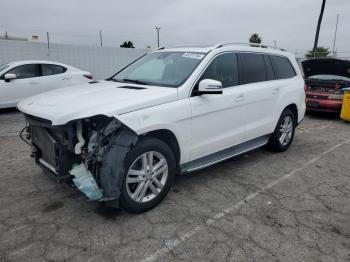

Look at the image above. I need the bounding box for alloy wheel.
[279,115,293,146]
[126,151,168,203]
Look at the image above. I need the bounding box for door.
[0,64,40,107]
[189,53,247,160]
[237,53,277,141]
[39,64,69,91]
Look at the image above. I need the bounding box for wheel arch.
[142,129,181,170]
[285,103,298,125]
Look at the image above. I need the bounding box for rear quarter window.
[41,64,67,76]
[269,56,296,79]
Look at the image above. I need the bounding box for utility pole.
[46,32,50,56]
[273,40,277,47]
[156,27,161,48]
[332,14,339,56]
[313,0,327,56]
[99,29,103,47]
[46,32,50,49]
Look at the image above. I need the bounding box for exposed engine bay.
[305,79,348,94]
[24,114,138,205]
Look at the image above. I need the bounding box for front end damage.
[23,114,138,205]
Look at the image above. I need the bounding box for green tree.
[120,41,135,48]
[305,47,330,58]
[249,33,262,44]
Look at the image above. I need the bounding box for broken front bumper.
[27,115,81,183]
[24,114,138,202]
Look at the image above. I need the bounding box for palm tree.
[249,33,262,44]
[313,0,327,56]
[305,47,330,58]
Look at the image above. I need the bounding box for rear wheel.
[119,137,176,213]
[267,109,296,152]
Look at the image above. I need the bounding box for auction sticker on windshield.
[182,53,205,59]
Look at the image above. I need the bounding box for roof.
[9,60,71,67]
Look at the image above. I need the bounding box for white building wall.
[0,40,147,79]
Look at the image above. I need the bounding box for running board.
[180,135,270,174]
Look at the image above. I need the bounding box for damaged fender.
[98,127,138,200]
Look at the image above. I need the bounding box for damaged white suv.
[18,43,305,213]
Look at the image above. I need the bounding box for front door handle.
[30,81,38,84]
[235,94,245,102]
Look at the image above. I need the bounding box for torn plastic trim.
[71,116,138,202]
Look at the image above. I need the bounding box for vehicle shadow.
[306,111,340,120]
[0,107,18,114]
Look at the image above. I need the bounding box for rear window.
[269,56,296,79]
[41,64,67,76]
[238,53,267,84]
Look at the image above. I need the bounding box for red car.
[302,58,350,113]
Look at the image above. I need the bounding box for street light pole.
[99,29,103,47]
[332,14,339,56]
[156,27,161,48]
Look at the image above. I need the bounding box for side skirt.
[180,134,271,174]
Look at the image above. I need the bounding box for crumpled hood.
[302,58,350,79]
[18,81,178,125]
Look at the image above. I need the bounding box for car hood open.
[18,81,178,125]
[302,58,350,79]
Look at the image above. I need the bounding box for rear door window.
[6,64,39,79]
[269,56,296,79]
[41,64,67,76]
[238,53,267,84]
[199,53,239,88]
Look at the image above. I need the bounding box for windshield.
[308,74,350,82]
[111,52,205,87]
[0,63,10,73]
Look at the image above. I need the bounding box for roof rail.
[212,42,286,52]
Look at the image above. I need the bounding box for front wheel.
[267,109,296,152]
[119,137,176,213]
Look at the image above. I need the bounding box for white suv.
[18,43,306,213]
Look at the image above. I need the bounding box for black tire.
[119,137,176,213]
[267,108,296,152]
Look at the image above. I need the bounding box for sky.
[0,0,349,55]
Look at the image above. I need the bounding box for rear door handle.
[235,94,245,102]
[30,81,38,84]
[273,87,280,94]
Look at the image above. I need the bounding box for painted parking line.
[140,138,350,262]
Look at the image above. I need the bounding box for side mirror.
[4,73,16,82]
[196,79,223,95]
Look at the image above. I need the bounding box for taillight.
[304,84,308,91]
[83,74,93,80]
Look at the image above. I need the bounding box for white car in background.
[0,61,93,109]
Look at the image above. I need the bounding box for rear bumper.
[306,98,342,113]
